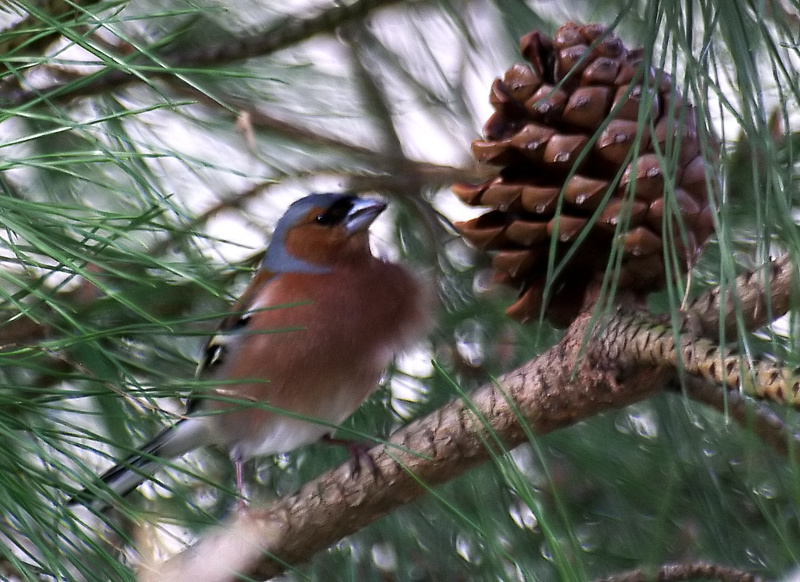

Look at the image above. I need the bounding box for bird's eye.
[314,197,355,227]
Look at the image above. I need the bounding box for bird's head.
[262,193,387,274]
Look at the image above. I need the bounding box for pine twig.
[682,253,797,340]
[167,82,494,184]
[681,378,800,464]
[676,251,800,457]
[605,309,800,408]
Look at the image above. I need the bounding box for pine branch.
[595,561,765,582]
[135,314,668,579]
[144,253,800,579]
[0,0,423,108]
[0,0,103,66]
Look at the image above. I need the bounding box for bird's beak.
[344,198,387,235]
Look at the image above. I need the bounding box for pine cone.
[454,22,716,327]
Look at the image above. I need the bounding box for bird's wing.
[189,268,276,413]
[196,268,276,376]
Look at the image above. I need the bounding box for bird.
[76,193,431,509]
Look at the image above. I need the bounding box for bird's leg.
[321,434,380,479]
[233,453,248,510]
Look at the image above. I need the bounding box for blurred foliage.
[0,0,798,580]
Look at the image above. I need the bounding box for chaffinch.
[79,193,431,508]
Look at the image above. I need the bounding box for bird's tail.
[71,417,211,511]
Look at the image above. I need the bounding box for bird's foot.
[322,435,381,480]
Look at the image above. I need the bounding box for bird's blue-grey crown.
[261,193,385,274]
